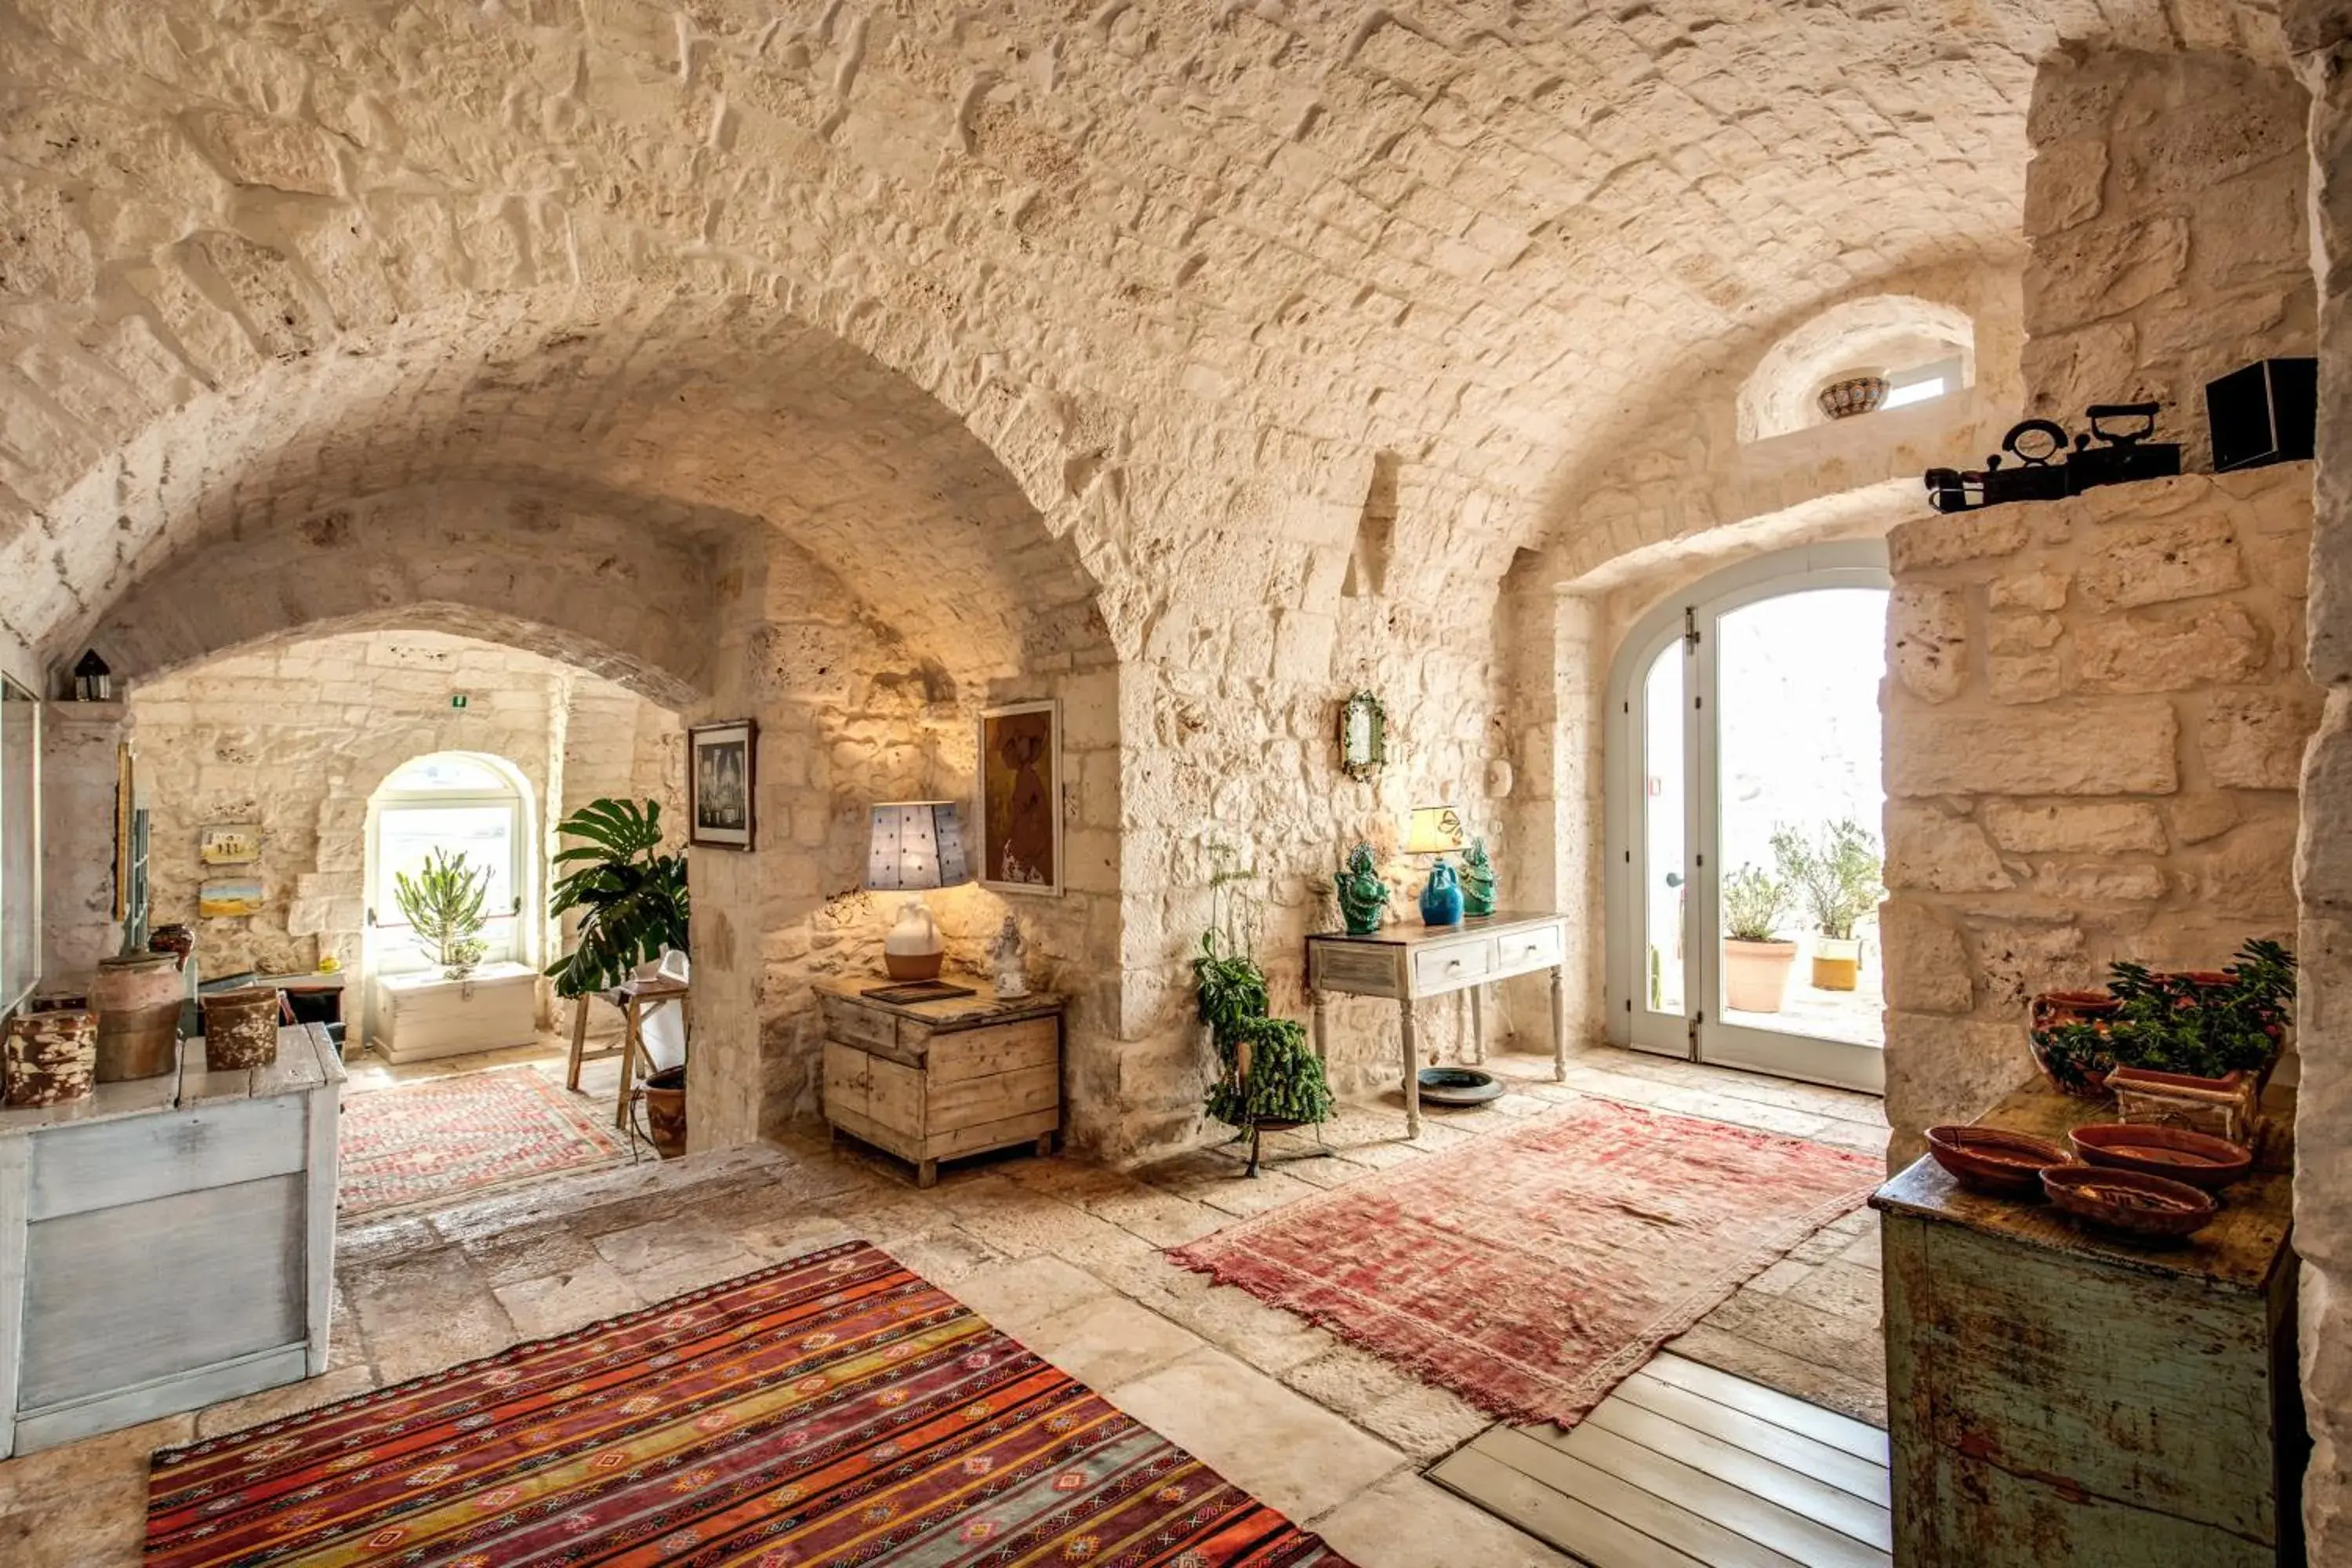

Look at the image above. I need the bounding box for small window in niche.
[1882,356,1963,412]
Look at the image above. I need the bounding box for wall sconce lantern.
[71,649,112,702]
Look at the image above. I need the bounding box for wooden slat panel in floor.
[1432,1363,1893,1568]
[1642,1354,1889,1465]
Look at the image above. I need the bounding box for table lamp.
[1405,804,1468,926]
[866,802,971,980]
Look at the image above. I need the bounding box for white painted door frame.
[1603,541,1891,1094]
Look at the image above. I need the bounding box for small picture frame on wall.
[688,719,757,850]
[199,823,261,866]
[976,699,1062,896]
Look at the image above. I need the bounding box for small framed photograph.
[688,720,757,850]
[199,822,261,866]
[976,700,1062,896]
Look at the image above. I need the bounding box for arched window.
[367,752,529,972]
[1737,295,1976,441]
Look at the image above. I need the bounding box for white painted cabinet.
[372,961,539,1062]
[0,1023,342,1455]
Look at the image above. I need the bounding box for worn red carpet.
[338,1066,630,1218]
[1170,1096,1881,1428]
[146,1241,1352,1567]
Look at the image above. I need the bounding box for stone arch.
[1736,294,1980,443]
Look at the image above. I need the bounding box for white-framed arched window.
[366,752,531,974]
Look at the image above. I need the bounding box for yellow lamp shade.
[1404,804,1467,855]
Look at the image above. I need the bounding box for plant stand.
[1229,1116,1334,1179]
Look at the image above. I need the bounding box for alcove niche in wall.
[1737,295,1976,442]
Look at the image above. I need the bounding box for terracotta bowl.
[2069,1123,2253,1190]
[2041,1165,2218,1241]
[1926,1125,2071,1197]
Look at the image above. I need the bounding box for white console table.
[0,1023,341,1454]
[1305,911,1570,1137]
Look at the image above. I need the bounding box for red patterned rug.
[338,1067,630,1218]
[147,1241,1351,1567]
[1170,1096,1881,1428]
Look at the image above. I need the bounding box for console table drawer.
[1492,923,1564,977]
[1414,938,1496,993]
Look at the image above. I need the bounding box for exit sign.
[449,693,469,710]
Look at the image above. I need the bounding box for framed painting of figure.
[976,700,1062,895]
[688,719,757,850]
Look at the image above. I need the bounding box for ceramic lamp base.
[1419,858,1464,926]
[884,949,943,981]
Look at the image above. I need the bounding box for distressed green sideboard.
[1872,1079,2304,1566]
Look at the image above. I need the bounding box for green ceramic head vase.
[1334,842,1389,935]
[1461,837,1497,917]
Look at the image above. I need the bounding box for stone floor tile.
[1666,1323,1888,1428]
[1105,1349,1407,1523]
[1311,1468,1578,1567]
[1742,1255,1818,1295]
[1780,1259,1884,1323]
[1280,1343,1419,1421]
[949,1253,1116,1335]
[493,1258,648,1338]
[877,1226,1004,1288]
[1077,1183,1227,1246]
[1701,1284,1889,1384]
[194,1364,379,1439]
[1356,1379,1493,1463]
[0,1474,148,1568]
[1022,1293,1207,1388]
[343,1245,514,1383]
[459,1219,605,1287]
[590,1216,752,1279]
[0,1413,192,1504]
[1141,1271,1336,1374]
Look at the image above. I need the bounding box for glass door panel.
[1701,586,1887,1090]
[1631,641,1689,1052]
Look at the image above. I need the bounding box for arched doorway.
[1605,543,1890,1092]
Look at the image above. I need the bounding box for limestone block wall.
[2021,47,2314,458]
[1880,465,2315,1163]
[123,630,672,991]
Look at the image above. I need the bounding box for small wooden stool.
[565,979,690,1128]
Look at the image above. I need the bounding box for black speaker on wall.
[2207,357,2318,473]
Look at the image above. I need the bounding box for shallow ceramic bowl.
[2041,1165,2218,1241]
[1417,1067,1504,1107]
[2069,1123,2253,1190]
[1926,1125,2071,1197]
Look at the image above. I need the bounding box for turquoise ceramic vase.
[1420,859,1463,926]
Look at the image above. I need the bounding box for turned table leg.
[1550,964,1567,1083]
[1471,985,1486,1065]
[566,994,591,1091]
[1400,998,1421,1139]
[1311,988,1329,1063]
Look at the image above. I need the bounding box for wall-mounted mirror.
[1338,690,1387,783]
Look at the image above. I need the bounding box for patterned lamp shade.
[1403,804,1468,855]
[866,803,971,892]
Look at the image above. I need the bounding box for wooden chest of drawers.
[815,979,1064,1187]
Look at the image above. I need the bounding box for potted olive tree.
[1770,819,1884,993]
[1721,864,1797,1014]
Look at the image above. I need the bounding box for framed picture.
[199,822,261,866]
[198,877,264,918]
[976,700,1062,896]
[688,719,757,850]
[1338,690,1387,782]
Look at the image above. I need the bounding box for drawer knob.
[1524,944,1541,955]
[1447,960,1464,972]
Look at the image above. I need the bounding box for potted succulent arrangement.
[1720,865,1798,1014]
[394,848,490,979]
[1770,818,1884,993]
[2030,940,2295,1132]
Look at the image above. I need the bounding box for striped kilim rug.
[1171,1095,1882,1429]
[145,1241,1353,1567]
[338,1066,630,1218]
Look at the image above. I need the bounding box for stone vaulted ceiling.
[0,0,2285,673]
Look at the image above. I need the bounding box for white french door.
[1608,543,1890,1094]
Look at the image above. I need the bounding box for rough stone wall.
[2281,5,2352,1552]
[123,630,661,988]
[1879,466,2315,1163]
[2020,47,2314,459]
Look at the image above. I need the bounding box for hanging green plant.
[546,798,691,998]
[394,847,490,978]
[1195,928,1334,1129]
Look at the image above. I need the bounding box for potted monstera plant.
[1771,818,1884,993]
[1721,864,1797,1014]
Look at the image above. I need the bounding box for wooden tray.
[1926,1124,2070,1196]
[2069,1123,2252,1190]
[2041,1165,2218,1241]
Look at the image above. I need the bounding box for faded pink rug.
[1168,1097,1880,1428]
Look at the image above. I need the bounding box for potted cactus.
[1720,865,1797,1014]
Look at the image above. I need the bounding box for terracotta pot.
[1810,936,1862,992]
[5,1011,97,1107]
[201,987,282,1070]
[91,952,186,1082]
[642,1065,687,1160]
[1722,938,1798,1013]
[2027,989,2122,1098]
